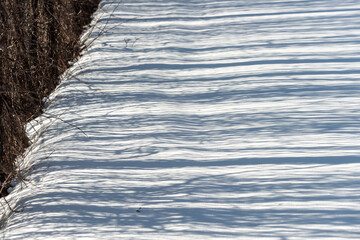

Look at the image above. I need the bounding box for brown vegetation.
[0,0,100,196]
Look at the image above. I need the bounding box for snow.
[2,0,360,239]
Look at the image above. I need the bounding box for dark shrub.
[0,0,100,196]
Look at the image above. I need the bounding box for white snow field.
[2,0,360,239]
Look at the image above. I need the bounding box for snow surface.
[2,0,360,239]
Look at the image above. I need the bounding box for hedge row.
[0,0,100,196]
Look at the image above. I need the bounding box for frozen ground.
[2,0,360,239]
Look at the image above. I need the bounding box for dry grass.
[0,0,100,197]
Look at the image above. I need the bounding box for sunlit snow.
[2,0,360,239]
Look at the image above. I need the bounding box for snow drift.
[2,0,360,239]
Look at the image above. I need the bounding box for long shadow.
[78,58,360,72]
[13,157,360,239]
[99,7,360,23]
[36,155,360,171]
